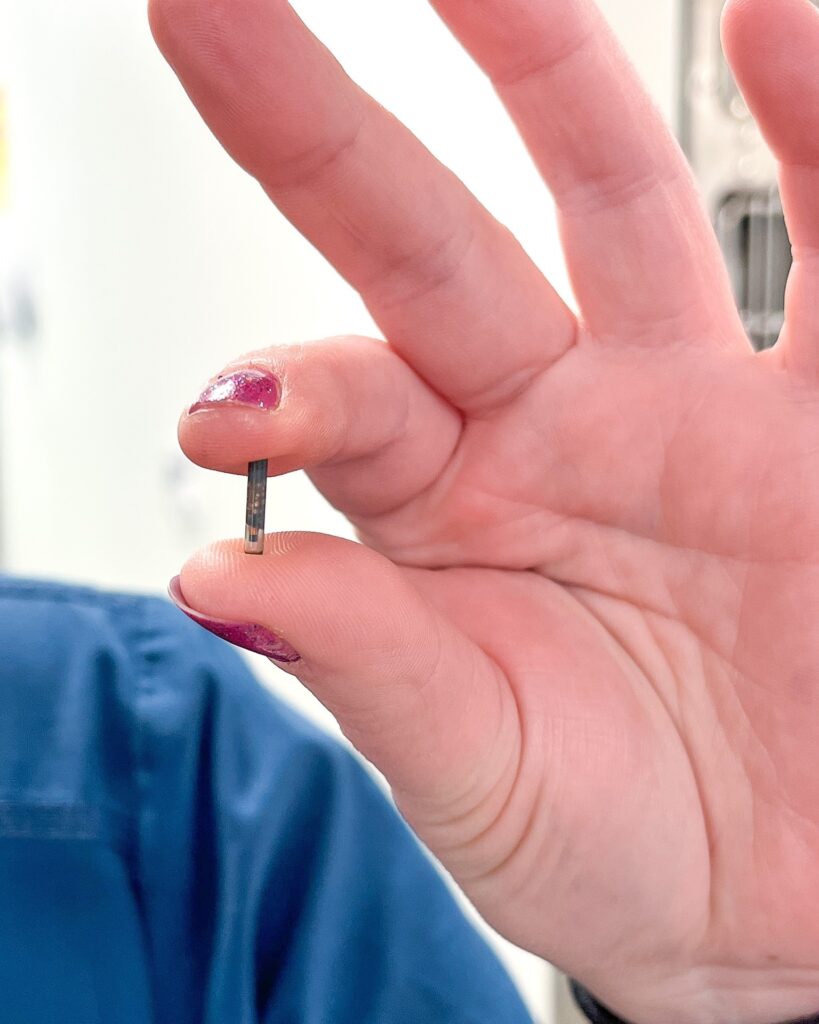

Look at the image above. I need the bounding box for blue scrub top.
[0,575,533,1024]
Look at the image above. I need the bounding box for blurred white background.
[0,1,680,1019]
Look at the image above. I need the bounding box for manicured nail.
[167,575,301,663]
[188,368,281,415]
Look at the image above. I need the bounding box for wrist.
[570,980,819,1024]
[570,980,629,1024]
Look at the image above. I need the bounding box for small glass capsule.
[244,459,268,555]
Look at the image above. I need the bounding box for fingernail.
[167,575,301,663]
[188,368,281,415]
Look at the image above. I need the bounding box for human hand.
[151,1,819,1021]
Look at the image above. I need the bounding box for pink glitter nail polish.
[188,368,281,415]
[167,576,301,664]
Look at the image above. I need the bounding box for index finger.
[149,0,576,415]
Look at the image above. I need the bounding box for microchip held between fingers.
[244,460,268,555]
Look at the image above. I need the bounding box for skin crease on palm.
[146,0,819,1020]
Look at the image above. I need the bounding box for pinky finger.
[723,0,819,379]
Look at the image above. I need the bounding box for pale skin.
[148,0,819,1021]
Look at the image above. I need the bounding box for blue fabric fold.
[0,575,532,1024]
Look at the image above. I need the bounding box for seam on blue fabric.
[112,596,155,899]
[0,797,137,845]
[0,577,146,853]
[105,593,162,1021]
[0,801,102,840]
[0,574,149,610]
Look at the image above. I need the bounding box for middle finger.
[432,0,746,347]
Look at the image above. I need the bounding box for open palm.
[152,0,819,1020]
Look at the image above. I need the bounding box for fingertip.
[721,0,795,64]
[148,0,228,54]
[719,1,741,64]
[176,535,300,644]
[720,0,760,49]
[186,367,282,417]
[147,0,199,59]
[168,562,304,665]
[146,0,165,46]
[721,0,819,164]
[178,533,332,614]
[148,0,289,90]
[178,537,247,600]
[723,0,819,62]
[175,362,292,474]
[175,530,431,672]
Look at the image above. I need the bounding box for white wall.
[0,2,679,1019]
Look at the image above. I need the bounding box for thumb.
[168,533,518,816]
